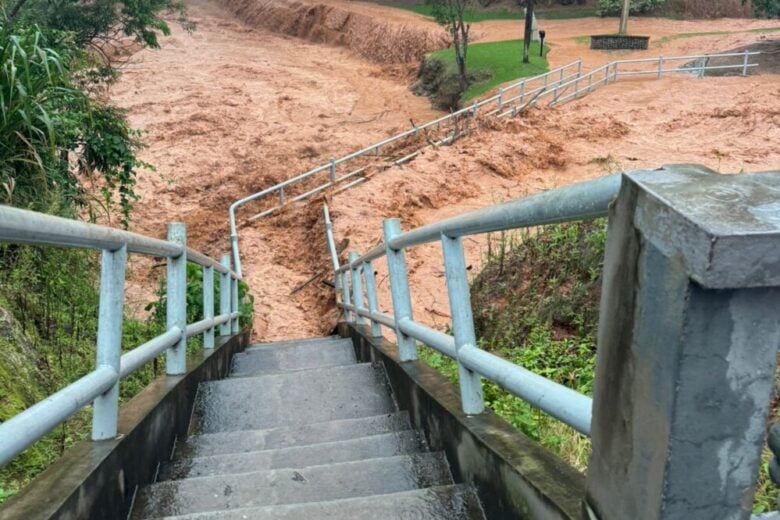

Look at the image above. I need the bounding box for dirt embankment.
[220,0,446,64]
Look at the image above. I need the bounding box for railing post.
[363,260,382,337]
[203,264,214,349]
[383,218,417,361]
[604,64,610,85]
[585,165,780,520]
[231,274,239,334]
[657,55,663,78]
[519,81,526,106]
[219,254,231,336]
[441,234,484,415]
[349,252,365,325]
[91,245,127,440]
[613,62,619,80]
[341,271,353,322]
[497,88,504,110]
[742,49,749,76]
[166,223,187,375]
[576,59,583,78]
[278,187,285,207]
[329,158,336,183]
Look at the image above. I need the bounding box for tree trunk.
[619,0,630,34]
[523,0,534,64]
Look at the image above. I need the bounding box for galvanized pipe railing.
[0,205,244,467]
[229,60,583,277]
[231,51,758,279]
[325,174,623,436]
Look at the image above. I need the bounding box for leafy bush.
[753,0,780,16]
[597,0,666,15]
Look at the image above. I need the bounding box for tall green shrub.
[598,0,666,15]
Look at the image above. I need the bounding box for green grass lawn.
[392,3,598,22]
[430,39,549,99]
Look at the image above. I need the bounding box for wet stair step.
[159,430,425,481]
[190,363,394,434]
[173,412,412,461]
[144,484,485,519]
[131,453,453,518]
[230,338,355,377]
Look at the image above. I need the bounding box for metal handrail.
[229,60,584,277]
[232,50,758,279]
[326,175,624,436]
[0,206,244,467]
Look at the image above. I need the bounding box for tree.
[751,0,780,17]
[0,22,148,222]
[522,0,534,64]
[426,0,471,92]
[9,0,190,67]
[618,0,630,33]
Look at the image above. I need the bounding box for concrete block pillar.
[586,165,780,520]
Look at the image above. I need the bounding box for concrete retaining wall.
[341,323,585,519]
[0,332,250,520]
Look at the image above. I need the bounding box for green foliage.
[597,0,666,15]
[394,2,597,20]
[145,263,254,331]
[752,0,780,17]
[11,0,188,51]
[0,23,148,222]
[425,38,548,102]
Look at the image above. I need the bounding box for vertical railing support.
[383,218,417,361]
[441,234,484,415]
[231,274,239,334]
[329,158,336,183]
[497,88,504,111]
[91,245,127,440]
[657,55,663,78]
[341,271,353,322]
[349,252,365,325]
[586,165,780,520]
[203,264,214,349]
[742,49,750,76]
[519,81,526,106]
[219,255,231,336]
[166,223,187,375]
[363,260,382,337]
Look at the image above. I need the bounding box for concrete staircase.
[130,336,486,519]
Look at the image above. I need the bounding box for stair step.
[191,363,394,434]
[245,336,343,352]
[146,484,485,519]
[160,430,425,481]
[230,339,355,377]
[174,412,411,460]
[132,453,453,519]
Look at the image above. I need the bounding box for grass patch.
[429,39,548,99]
[536,5,599,19]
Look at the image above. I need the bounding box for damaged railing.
[229,60,584,277]
[0,206,242,467]
[323,175,623,436]
[231,51,759,279]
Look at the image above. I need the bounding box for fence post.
[657,55,663,79]
[363,260,382,337]
[91,245,127,440]
[383,218,417,361]
[519,81,526,106]
[576,59,583,78]
[742,49,750,76]
[219,255,231,336]
[278,187,285,207]
[349,252,365,325]
[613,62,619,80]
[441,234,484,415]
[166,223,187,375]
[604,65,610,85]
[203,264,214,349]
[585,165,780,520]
[497,88,504,110]
[231,274,239,334]
[329,158,336,183]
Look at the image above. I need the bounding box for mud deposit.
[114,0,780,340]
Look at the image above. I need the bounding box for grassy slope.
[430,39,549,99]
[418,220,778,512]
